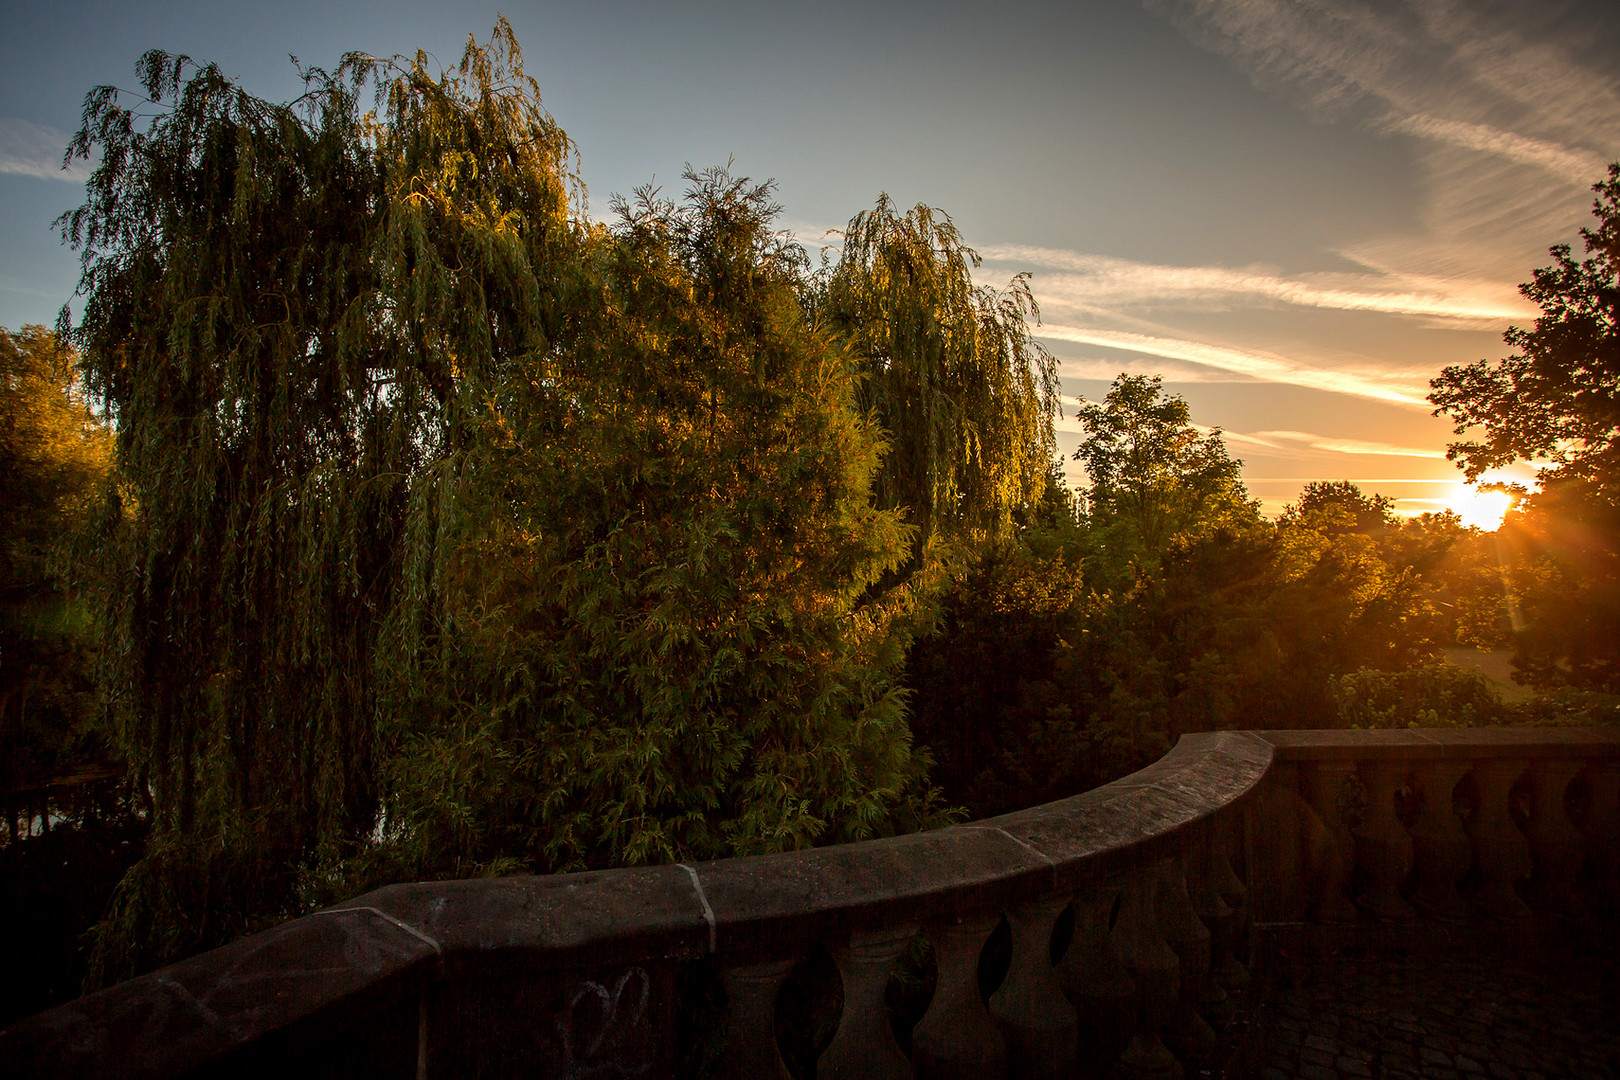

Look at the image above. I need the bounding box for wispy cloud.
[1376,112,1609,187]
[1149,0,1620,280]
[0,119,92,182]
[1150,0,1619,174]
[1250,430,1447,459]
[979,243,1531,324]
[1041,324,1430,407]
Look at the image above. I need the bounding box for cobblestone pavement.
[1248,920,1620,1080]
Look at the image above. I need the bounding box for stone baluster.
[1585,761,1620,912]
[820,924,918,1080]
[988,893,1079,1080]
[1301,760,1359,924]
[1408,759,1475,921]
[912,915,1007,1080]
[1522,758,1587,916]
[1468,759,1533,921]
[1209,816,1250,989]
[1354,758,1416,921]
[1056,880,1135,1071]
[1155,856,1217,1064]
[1251,762,1305,921]
[715,958,796,1080]
[1111,869,1179,1080]
[1186,832,1235,1020]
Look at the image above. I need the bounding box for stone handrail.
[2,726,1616,1079]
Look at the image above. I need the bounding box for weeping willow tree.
[62,22,939,981]
[821,197,1060,548]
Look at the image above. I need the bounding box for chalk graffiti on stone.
[557,966,653,1079]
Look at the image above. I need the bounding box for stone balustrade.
[2,727,1615,1079]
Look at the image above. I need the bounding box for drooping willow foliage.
[64,43,416,977]
[822,197,1060,547]
[62,23,974,981]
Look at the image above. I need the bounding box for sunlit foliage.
[905,463,1474,816]
[1073,374,1257,582]
[0,326,113,791]
[821,197,1059,548]
[359,169,941,890]
[1431,163,1620,501]
[1431,162,1620,692]
[59,22,942,982]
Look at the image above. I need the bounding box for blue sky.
[3,0,1617,517]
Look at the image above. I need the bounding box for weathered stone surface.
[989,731,1273,888]
[820,924,918,1080]
[1253,728,1446,760]
[1409,759,1475,922]
[1419,726,1620,760]
[913,916,1007,1080]
[988,893,1078,1079]
[352,864,712,977]
[0,907,438,1080]
[714,958,795,1080]
[1355,759,1417,921]
[692,825,1048,954]
[1469,759,1534,921]
[1254,727,1620,762]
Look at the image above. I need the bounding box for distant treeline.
[1,20,1615,994]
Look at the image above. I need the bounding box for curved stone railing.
[2,727,1616,1079]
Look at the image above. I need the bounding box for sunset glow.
[1454,487,1513,532]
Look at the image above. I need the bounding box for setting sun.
[1454,486,1513,531]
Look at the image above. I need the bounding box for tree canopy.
[1072,373,1258,576]
[58,23,945,981]
[0,326,113,792]
[1430,163,1620,502]
[821,196,1059,548]
[1430,162,1620,693]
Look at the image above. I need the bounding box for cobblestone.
[1246,918,1619,1080]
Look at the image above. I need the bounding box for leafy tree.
[61,33,555,977]
[1430,162,1620,692]
[359,170,940,888]
[821,197,1059,548]
[1073,373,1258,584]
[60,24,940,981]
[1430,163,1620,500]
[1283,480,1396,535]
[1491,484,1620,690]
[0,325,113,791]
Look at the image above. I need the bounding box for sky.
[3,0,1617,519]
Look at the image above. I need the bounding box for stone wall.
[2,727,1614,1079]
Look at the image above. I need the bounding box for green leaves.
[58,22,957,978]
[1072,374,1257,581]
[823,196,1059,547]
[1430,162,1620,498]
[1428,161,1620,694]
[377,165,938,876]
